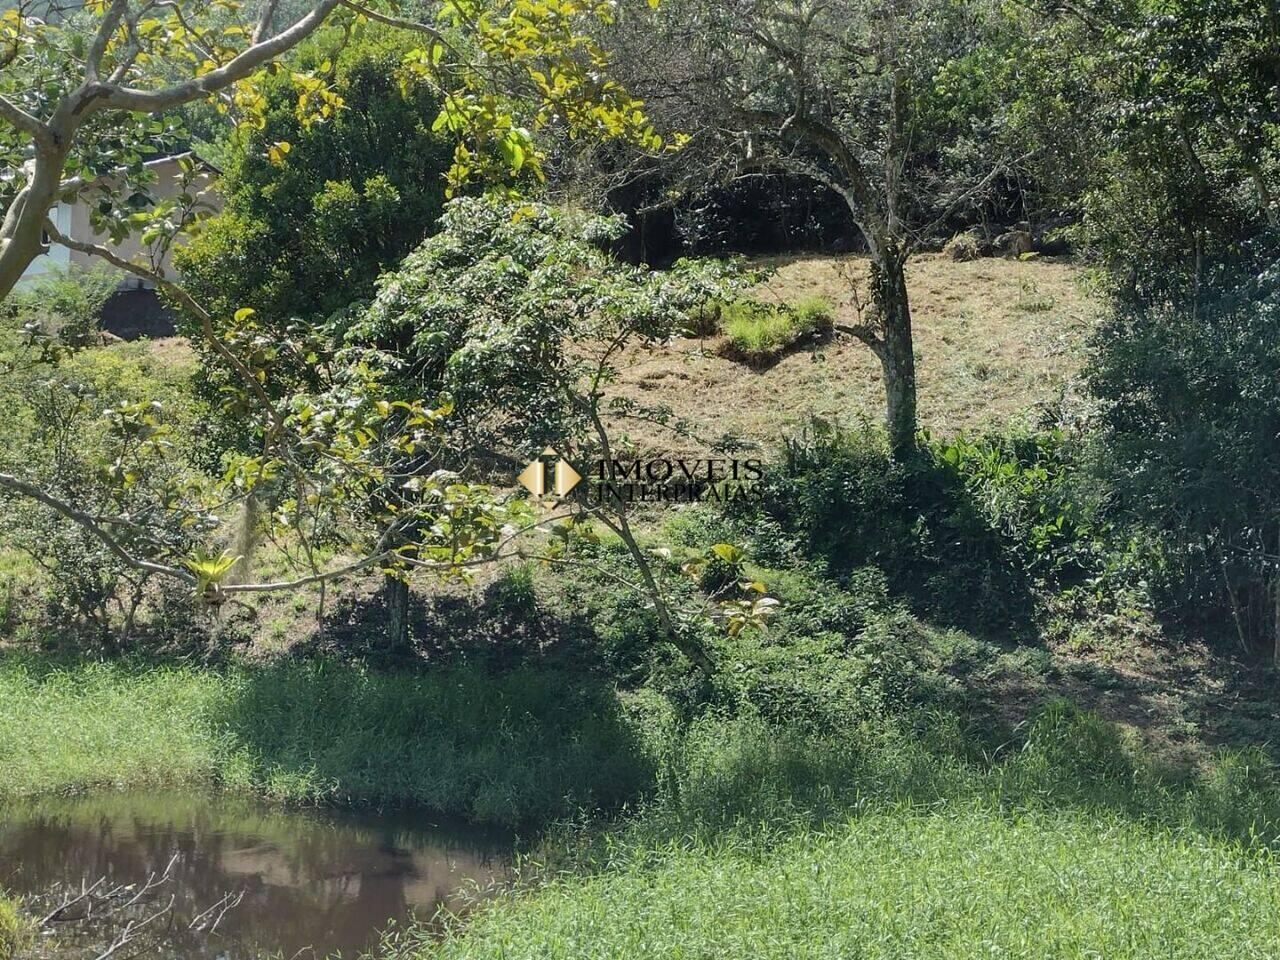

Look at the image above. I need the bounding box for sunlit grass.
[404,808,1280,960]
[0,891,32,960]
[388,710,1280,960]
[0,657,223,795]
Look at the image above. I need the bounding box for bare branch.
[40,878,108,926]
[189,889,245,933]
[907,149,1037,253]
[220,549,394,594]
[253,0,283,43]
[86,0,130,82]
[339,0,445,42]
[92,896,176,960]
[0,471,195,584]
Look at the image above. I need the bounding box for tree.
[1003,0,1280,306]
[175,28,454,347]
[1085,265,1280,661]
[0,0,671,610]
[602,0,1025,455]
[1103,0,1280,305]
[0,0,662,298]
[0,0,348,299]
[344,196,749,667]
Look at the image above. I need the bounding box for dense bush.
[0,265,118,348]
[0,326,210,641]
[1084,270,1280,652]
[725,422,1098,636]
[175,28,453,375]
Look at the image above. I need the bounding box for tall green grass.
[648,705,1280,846]
[6,651,1280,841]
[10,653,1280,959]
[0,655,652,824]
[385,706,1280,960]
[401,809,1280,960]
[0,657,224,794]
[0,893,31,960]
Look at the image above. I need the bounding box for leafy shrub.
[0,341,210,642]
[658,509,960,728]
[0,264,117,347]
[544,538,687,684]
[729,421,1054,635]
[486,562,540,620]
[1084,275,1280,649]
[174,27,453,386]
[717,296,833,364]
[932,430,1096,584]
[709,604,958,734]
[24,517,138,641]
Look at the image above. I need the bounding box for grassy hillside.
[610,253,1099,457]
[128,253,1098,459]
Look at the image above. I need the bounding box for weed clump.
[717,296,833,366]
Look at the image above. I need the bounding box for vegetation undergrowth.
[391,806,1280,960]
[371,703,1280,960]
[8,645,1280,841]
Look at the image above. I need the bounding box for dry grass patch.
[609,253,1100,458]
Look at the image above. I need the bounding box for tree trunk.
[869,249,918,458]
[0,148,67,301]
[384,574,409,649]
[231,492,259,585]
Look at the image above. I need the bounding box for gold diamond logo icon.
[518,448,582,498]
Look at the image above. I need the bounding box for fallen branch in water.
[33,853,246,959]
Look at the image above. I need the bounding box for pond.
[0,790,514,958]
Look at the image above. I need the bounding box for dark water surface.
[0,790,513,958]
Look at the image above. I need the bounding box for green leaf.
[710,542,745,565]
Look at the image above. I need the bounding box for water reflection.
[0,790,512,958]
